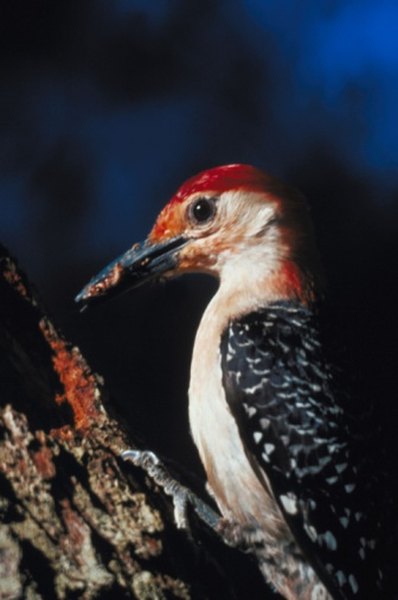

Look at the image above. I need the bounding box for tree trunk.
[0,244,270,600]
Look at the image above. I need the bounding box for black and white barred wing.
[220,303,384,599]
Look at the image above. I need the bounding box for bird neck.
[215,259,318,326]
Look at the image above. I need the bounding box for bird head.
[76,164,323,310]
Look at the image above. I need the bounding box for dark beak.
[75,235,187,311]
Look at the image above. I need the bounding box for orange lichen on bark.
[50,424,75,442]
[40,318,104,430]
[31,445,56,479]
[60,498,87,549]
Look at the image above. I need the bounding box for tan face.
[149,189,281,276]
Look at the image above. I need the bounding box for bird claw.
[216,517,246,548]
[121,449,220,531]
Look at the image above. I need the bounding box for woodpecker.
[76,164,391,599]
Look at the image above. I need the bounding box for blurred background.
[1,1,397,481]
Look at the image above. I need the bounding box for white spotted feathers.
[221,300,386,598]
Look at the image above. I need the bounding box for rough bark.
[0,245,269,600]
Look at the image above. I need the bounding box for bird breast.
[188,293,284,536]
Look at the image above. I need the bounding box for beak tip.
[74,260,123,309]
[74,287,91,312]
[74,290,85,304]
[75,278,104,310]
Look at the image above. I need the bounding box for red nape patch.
[282,262,303,296]
[170,164,272,205]
[277,261,315,305]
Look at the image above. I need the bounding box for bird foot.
[121,449,220,531]
[216,517,246,548]
[216,518,263,553]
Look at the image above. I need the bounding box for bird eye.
[189,197,217,225]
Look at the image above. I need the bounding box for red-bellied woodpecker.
[76,164,391,599]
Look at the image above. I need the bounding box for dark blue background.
[1,1,397,473]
